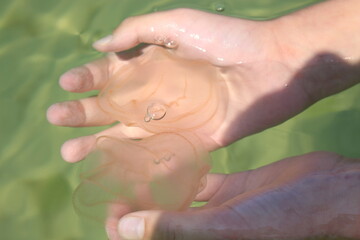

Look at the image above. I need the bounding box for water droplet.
[164,38,178,49]
[144,103,167,123]
[154,36,164,45]
[212,2,225,12]
[153,158,161,164]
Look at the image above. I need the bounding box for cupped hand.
[105,151,360,240]
[47,8,358,162]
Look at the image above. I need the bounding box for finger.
[61,135,97,163]
[106,204,133,240]
[200,171,252,209]
[61,124,153,163]
[59,57,111,93]
[113,207,243,240]
[47,97,115,127]
[106,216,124,240]
[201,152,344,209]
[194,173,227,202]
[93,10,184,52]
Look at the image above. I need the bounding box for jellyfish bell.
[73,132,211,222]
[98,46,228,134]
[73,46,228,222]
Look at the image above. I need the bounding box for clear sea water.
[1,0,359,239]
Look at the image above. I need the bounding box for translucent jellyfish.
[98,46,228,134]
[74,46,228,221]
[73,132,211,222]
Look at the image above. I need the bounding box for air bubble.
[144,115,152,122]
[153,153,174,165]
[144,102,167,123]
[162,153,173,162]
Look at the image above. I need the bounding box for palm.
[104,152,360,240]
[96,9,315,149]
[186,152,360,239]
[202,152,342,207]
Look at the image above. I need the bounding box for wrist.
[273,0,360,68]
[269,0,360,101]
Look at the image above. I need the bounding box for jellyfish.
[73,46,228,222]
[73,132,211,221]
[97,46,228,134]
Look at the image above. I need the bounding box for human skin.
[46,0,360,239]
[47,0,360,162]
[112,151,360,240]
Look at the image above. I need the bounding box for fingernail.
[93,35,113,48]
[118,216,145,240]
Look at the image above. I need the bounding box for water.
[212,2,225,12]
[0,0,359,239]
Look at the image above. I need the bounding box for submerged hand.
[105,151,360,240]
[47,8,360,162]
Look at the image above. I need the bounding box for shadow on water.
[234,52,358,138]
[152,53,360,239]
[225,52,360,159]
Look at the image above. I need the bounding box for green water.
[1,0,359,239]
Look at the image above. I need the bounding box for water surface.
[1,0,359,239]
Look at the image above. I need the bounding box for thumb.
[92,10,183,53]
[113,208,233,240]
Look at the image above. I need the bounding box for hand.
[106,151,360,240]
[47,8,360,162]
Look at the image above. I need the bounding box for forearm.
[275,0,360,67]
[268,0,359,102]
